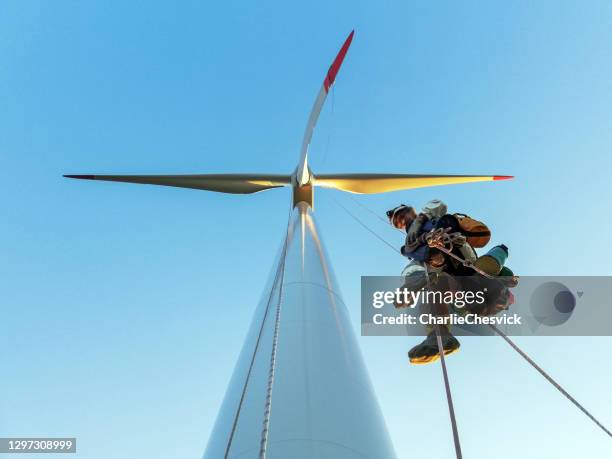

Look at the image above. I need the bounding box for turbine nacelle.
[292,166,314,207]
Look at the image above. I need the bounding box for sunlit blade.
[63,174,292,194]
[314,174,513,194]
[297,30,354,185]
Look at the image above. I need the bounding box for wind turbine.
[65,31,511,459]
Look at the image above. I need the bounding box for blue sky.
[1,1,611,458]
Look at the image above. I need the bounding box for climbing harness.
[425,228,495,279]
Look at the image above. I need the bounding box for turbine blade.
[63,174,292,194]
[297,30,354,185]
[314,174,513,194]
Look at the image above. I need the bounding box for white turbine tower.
[65,31,511,459]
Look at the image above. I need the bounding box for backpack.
[453,213,491,248]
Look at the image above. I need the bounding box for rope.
[347,194,405,234]
[332,196,399,254]
[224,205,293,459]
[259,245,287,457]
[489,324,612,437]
[424,264,463,459]
[258,204,295,458]
[435,330,463,458]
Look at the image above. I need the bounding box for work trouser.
[416,272,512,335]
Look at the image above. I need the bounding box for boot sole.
[409,353,440,365]
[408,346,460,365]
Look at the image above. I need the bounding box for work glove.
[449,232,466,247]
[425,227,453,249]
[406,213,428,243]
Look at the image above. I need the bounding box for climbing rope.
[332,196,399,254]
[424,263,463,459]
[224,204,294,459]
[347,194,405,233]
[259,204,295,458]
[259,235,288,458]
[332,195,612,439]
[489,324,612,437]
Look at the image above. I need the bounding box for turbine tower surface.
[64,30,512,459]
[203,202,397,458]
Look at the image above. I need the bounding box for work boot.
[408,330,460,365]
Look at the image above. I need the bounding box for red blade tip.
[493,175,514,181]
[324,30,355,92]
